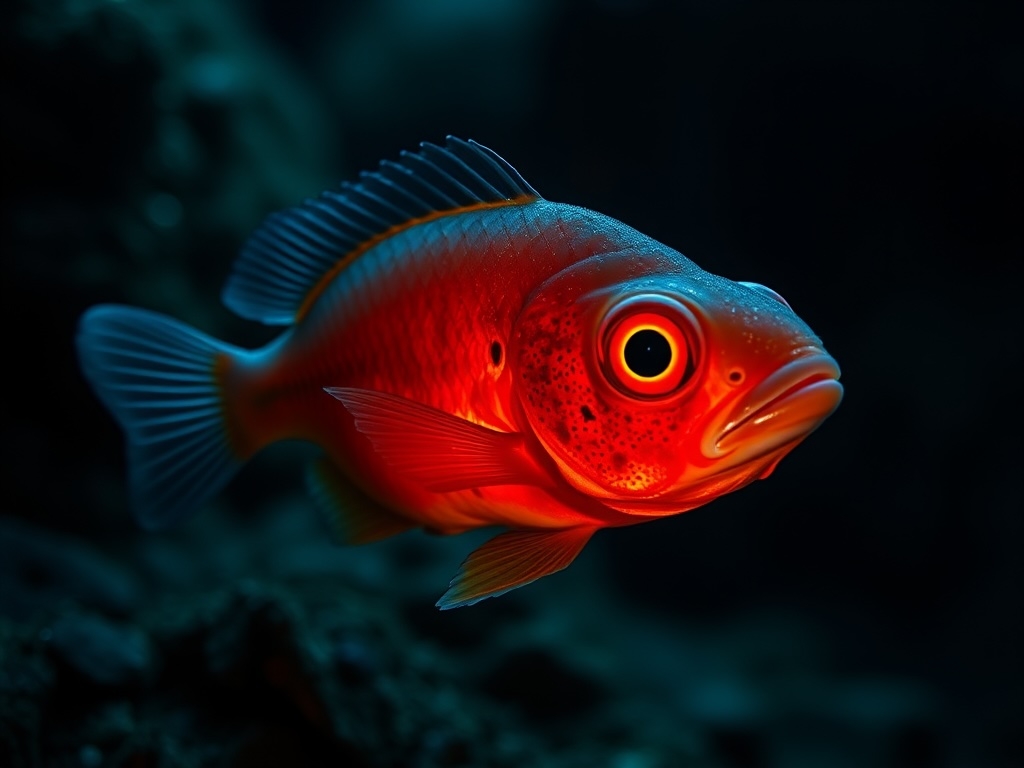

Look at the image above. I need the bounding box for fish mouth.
[707,353,843,461]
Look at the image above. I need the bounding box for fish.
[76,136,843,609]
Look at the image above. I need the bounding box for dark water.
[2,0,1021,766]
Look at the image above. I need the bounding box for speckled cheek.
[574,407,682,495]
[514,303,691,497]
[514,304,592,453]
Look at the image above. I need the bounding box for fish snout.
[704,351,843,461]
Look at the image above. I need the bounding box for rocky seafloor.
[0,501,945,768]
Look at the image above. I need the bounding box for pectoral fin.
[324,387,548,492]
[436,527,597,609]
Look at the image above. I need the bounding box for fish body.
[77,138,842,608]
[227,200,629,534]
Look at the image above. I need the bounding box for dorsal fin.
[221,137,541,325]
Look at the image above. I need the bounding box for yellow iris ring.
[607,311,689,397]
[615,323,680,382]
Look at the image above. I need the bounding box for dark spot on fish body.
[611,452,627,471]
[580,405,596,422]
[553,421,571,444]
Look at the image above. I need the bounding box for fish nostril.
[727,369,744,385]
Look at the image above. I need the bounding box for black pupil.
[624,329,672,377]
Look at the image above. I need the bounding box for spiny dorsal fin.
[221,137,541,326]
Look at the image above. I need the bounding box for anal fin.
[305,458,412,545]
[437,527,597,609]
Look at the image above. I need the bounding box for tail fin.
[76,305,245,529]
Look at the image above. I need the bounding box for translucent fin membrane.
[76,305,243,529]
[221,137,541,325]
[437,527,596,609]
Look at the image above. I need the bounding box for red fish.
[76,137,842,608]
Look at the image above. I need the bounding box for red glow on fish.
[75,137,843,608]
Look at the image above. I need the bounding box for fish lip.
[711,352,843,456]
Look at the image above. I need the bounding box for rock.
[0,621,56,768]
[0,518,142,620]
[47,612,157,687]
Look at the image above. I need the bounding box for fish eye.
[599,295,702,400]
[624,328,672,377]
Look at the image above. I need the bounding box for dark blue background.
[2,1,1021,766]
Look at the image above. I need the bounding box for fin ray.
[324,387,549,492]
[76,305,244,529]
[422,142,502,199]
[354,174,415,219]
[222,137,541,325]
[437,527,597,609]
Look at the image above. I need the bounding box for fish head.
[510,250,843,516]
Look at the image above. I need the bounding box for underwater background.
[2,0,1021,766]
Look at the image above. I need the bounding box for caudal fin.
[76,305,245,529]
